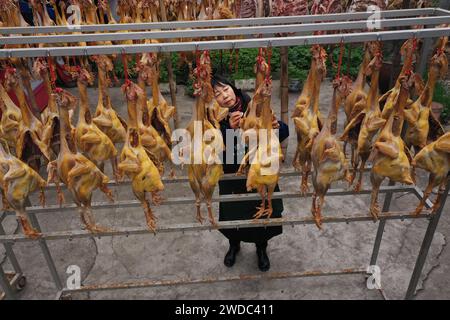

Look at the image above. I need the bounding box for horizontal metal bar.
[2,28,448,58]
[0,8,437,35]
[0,185,417,216]
[436,7,450,15]
[62,267,368,293]
[0,210,432,243]
[3,16,449,46]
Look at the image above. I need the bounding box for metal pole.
[159,0,180,129]
[0,217,22,275]
[27,213,63,291]
[405,177,450,299]
[280,46,289,160]
[369,180,395,266]
[0,264,16,300]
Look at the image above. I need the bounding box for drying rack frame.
[0,7,449,300]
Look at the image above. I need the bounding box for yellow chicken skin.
[245,78,283,220]
[379,39,417,120]
[141,52,175,148]
[341,44,386,192]
[74,67,120,180]
[0,140,46,239]
[136,53,174,175]
[92,55,127,144]
[342,42,377,162]
[118,80,164,232]
[369,94,414,221]
[3,67,51,171]
[412,132,450,216]
[404,37,448,152]
[185,51,224,225]
[292,45,326,195]
[32,58,62,160]
[311,76,353,229]
[0,81,21,149]
[47,88,114,233]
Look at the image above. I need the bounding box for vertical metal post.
[27,213,63,290]
[0,216,22,275]
[280,46,289,160]
[0,264,16,300]
[159,0,180,129]
[405,178,450,299]
[369,180,395,266]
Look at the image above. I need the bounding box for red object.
[0,69,48,113]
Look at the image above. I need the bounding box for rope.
[336,40,344,80]
[121,53,130,86]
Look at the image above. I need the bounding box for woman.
[211,74,289,272]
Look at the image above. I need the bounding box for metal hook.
[376,33,381,42]
[267,40,272,49]
[7,51,12,59]
[304,38,308,46]
[231,42,236,52]
[46,49,51,58]
[120,47,126,56]
[83,48,88,57]
[340,35,345,44]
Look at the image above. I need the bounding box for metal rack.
[0,8,449,300]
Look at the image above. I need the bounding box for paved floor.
[1,79,448,300]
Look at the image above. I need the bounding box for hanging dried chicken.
[4,67,51,170]
[118,80,164,232]
[74,67,120,180]
[412,132,450,216]
[185,51,224,225]
[92,55,127,145]
[0,140,46,239]
[341,43,386,192]
[311,76,353,229]
[47,88,114,233]
[404,37,448,152]
[292,45,327,194]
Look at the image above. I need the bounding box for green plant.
[288,62,308,81]
[434,81,450,123]
[326,44,364,79]
[113,56,137,79]
[185,76,195,97]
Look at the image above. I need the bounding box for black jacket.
[218,88,289,243]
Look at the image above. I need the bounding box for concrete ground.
[0,79,449,300]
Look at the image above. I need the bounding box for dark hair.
[211,74,239,93]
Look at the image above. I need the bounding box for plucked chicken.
[369,75,415,220]
[74,67,120,180]
[32,58,61,159]
[244,77,283,219]
[0,81,21,149]
[311,76,353,229]
[136,52,174,175]
[118,80,164,232]
[185,51,224,225]
[0,140,46,239]
[92,55,127,144]
[4,67,51,170]
[47,88,114,233]
[341,44,386,191]
[412,132,450,215]
[292,45,327,195]
[404,37,448,152]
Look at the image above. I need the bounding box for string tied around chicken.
[335,39,345,80]
[265,42,272,83]
[121,51,132,91]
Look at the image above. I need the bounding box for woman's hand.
[272,115,280,129]
[229,111,243,129]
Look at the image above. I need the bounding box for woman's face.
[213,83,236,108]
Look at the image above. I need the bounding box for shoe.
[256,245,270,272]
[224,243,240,267]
